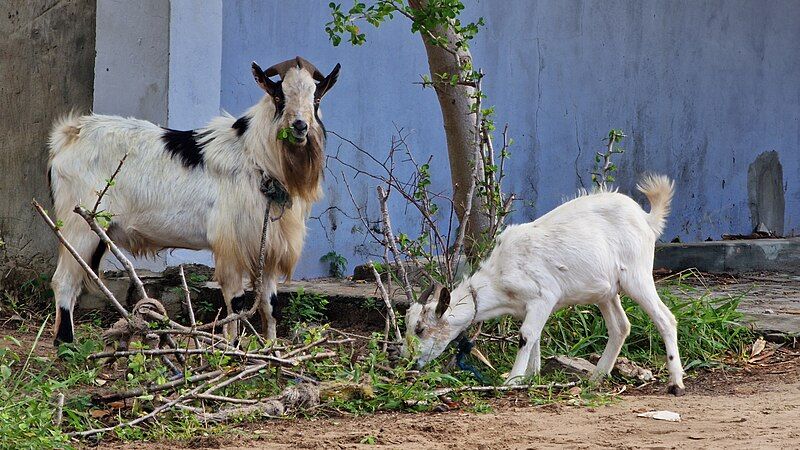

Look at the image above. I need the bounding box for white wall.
[165,0,223,268]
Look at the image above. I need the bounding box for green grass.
[0,274,756,446]
[477,275,755,378]
[0,319,95,450]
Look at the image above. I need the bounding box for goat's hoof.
[667,384,686,396]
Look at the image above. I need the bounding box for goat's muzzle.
[291,119,308,141]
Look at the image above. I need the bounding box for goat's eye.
[415,323,424,335]
[314,98,320,105]
[273,96,281,103]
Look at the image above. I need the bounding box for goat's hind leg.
[52,224,103,345]
[623,274,685,395]
[592,294,631,381]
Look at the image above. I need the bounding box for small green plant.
[320,250,348,278]
[360,434,377,445]
[284,288,329,324]
[591,129,626,190]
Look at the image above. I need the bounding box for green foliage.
[284,289,329,325]
[320,251,348,278]
[0,320,98,450]
[93,210,114,229]
[326,1,484,51]
[277,127,298,144]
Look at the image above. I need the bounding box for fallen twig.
[31,200,129,319]
[432,381,577,397]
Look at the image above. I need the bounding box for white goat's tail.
[48,111,83,156]
[637,174,674,237]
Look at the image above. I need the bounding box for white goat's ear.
[252,62,280,97]
[435,286,450,318]
[315,63,341,100]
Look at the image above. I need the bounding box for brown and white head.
[251,56,340,200]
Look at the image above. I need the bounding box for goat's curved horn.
[264,56,321,80]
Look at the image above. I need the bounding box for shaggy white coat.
[405,175,685,393]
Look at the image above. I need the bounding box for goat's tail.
[637,174,674,237]
[48,111,83,156]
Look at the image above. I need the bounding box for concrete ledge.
[655,238,800,274]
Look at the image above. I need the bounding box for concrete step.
[655,238,800,275]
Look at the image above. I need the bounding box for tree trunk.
[408,0,489,248]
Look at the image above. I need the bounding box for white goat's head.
[403,282,472,368]
[251,57,340,200]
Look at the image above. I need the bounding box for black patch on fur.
[314,107,326,137]
[519,334,527,349]
[231,293,249,313]
[90,240,107,275]
[669,355,674,361]
[270,293,277,309]
[161,128,209,168]
[272,83,285,118]
[55,307,74,344]
[232,116,250,136]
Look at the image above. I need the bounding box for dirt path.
[224,383,800,449]
[108,359,800,450]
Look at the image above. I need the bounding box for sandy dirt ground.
[104,355,800,450]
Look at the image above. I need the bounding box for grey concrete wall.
[218,0,800,278]
[0,0,97,285]
[93,0,170,124]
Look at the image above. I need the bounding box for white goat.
[48,57,340,344]
[404,175,685,395]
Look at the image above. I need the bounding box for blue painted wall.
[220,0,800,278]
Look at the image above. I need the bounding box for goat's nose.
[292,119,308,133]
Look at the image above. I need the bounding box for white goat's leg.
[624,276,685,395]
[526,338,542,376]
[592,294,631,380]
[215,266,244,341]
[52,226,101,345]
[257,274,278,341]
[506,304,552,385]
[52,258,84,345]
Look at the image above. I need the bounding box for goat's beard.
[280,124,324,203]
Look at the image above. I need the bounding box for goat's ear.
[252,62,280,96]
[315,63,341,100]
[416,283,435,304]
[435,286,451,318]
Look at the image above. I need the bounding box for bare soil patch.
[99,349,800,450]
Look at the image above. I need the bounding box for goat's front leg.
[527,339,541,375]
[257,274,278,341]
[217,270,245,342]
[506,304,552,385]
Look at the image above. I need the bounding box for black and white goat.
[48,57,340,344]
[404,175,686,395]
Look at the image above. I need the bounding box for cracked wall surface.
[0,0,96,285]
